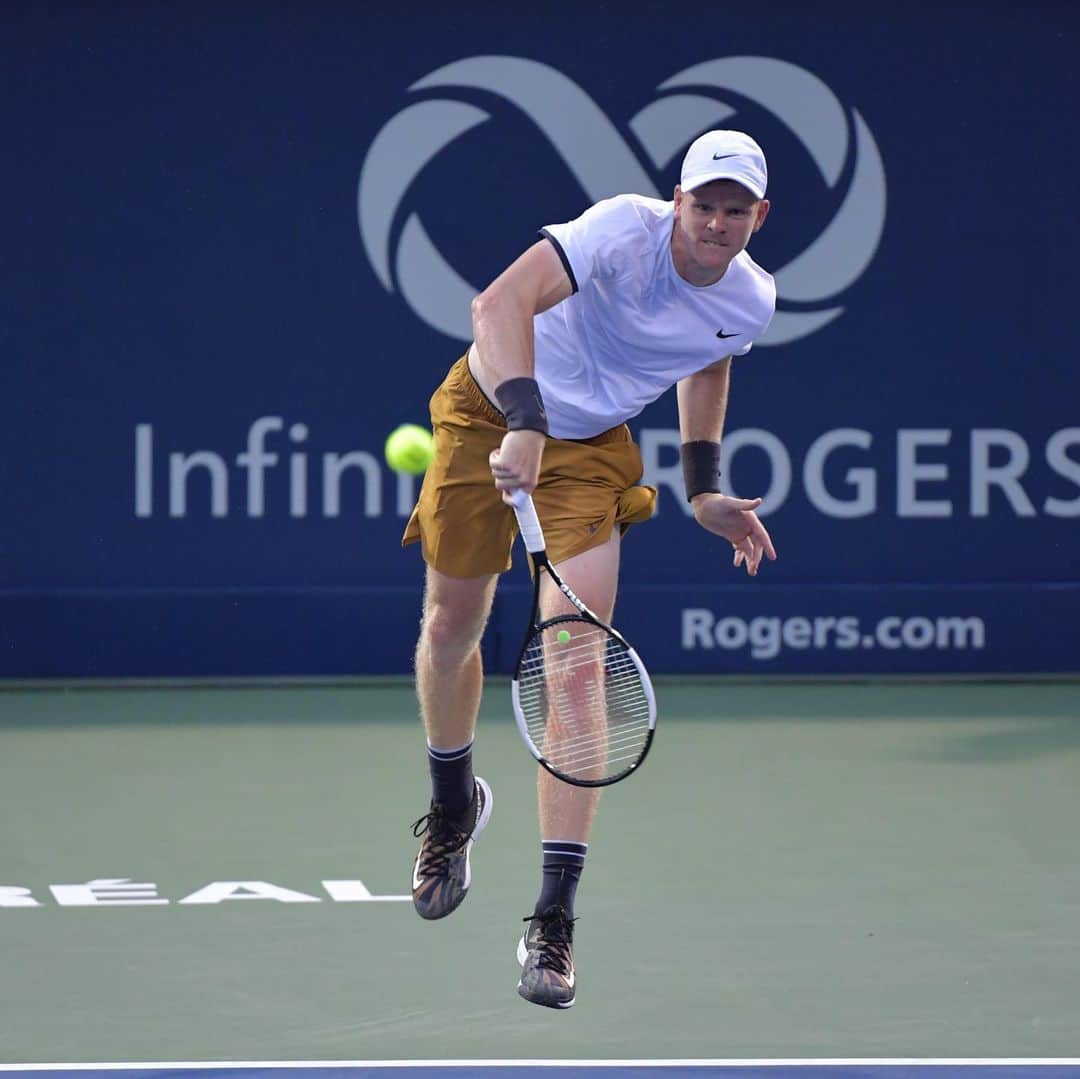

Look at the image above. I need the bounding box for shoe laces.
[523,905,576,974]
[412,802,469,875]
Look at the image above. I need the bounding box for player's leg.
[410,566,499,920]
[536,531,620,845]
[518,529,621,1008]
[401,355,517,920]
[416,566,499,755]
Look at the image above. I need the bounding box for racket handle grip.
[508,489,547,555]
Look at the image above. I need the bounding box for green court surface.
[1,680,1078,1065]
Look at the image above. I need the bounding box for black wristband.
[494,377,549,435]
[681,440,723,501]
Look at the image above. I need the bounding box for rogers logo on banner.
[357,55,887,347]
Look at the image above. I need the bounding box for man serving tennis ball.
[402,130,778,1009]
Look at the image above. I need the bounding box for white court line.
[3,1060,1080,1070]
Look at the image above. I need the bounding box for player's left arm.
[676,357,778,577]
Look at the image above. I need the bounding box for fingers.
[492,430,546,491]
[488,448,509,478]
[734,534,758,576]
[733,522,777,577]
[755,520,778,562]
[489,448,536,494]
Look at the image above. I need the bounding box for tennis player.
[404,130,778,1009]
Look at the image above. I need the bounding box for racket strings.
[516,620,652,782]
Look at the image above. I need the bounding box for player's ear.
[673,184,684,210]
[752,198,771,231]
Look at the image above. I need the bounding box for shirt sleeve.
[539,196,642,295]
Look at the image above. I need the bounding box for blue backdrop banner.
[2,3,1077,678]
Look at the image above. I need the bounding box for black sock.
[427,739,475,820]
[534,840,587,919]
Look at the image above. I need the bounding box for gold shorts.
[402,355,657,578]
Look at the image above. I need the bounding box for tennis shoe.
[410,776,492,920]
[516,904,576,1009]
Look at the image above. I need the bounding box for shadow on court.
[909,717,1080,763]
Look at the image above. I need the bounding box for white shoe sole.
[461,776,493,890]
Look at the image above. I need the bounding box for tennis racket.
[507,489,657,787]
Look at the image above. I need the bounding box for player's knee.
[419,600,487,661]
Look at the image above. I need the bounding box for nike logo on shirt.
[716,329,739,339]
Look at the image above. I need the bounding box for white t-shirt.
[534,194,776,439]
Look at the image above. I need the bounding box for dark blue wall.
[3,3,1078,678]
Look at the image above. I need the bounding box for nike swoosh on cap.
[712,153,738,160]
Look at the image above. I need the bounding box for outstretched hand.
[690,493,777,577]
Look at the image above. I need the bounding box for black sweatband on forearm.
[494,377,549,435]
[681,440,723,501]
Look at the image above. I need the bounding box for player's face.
[671,180,769,285]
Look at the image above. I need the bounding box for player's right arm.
[471,239,574,497]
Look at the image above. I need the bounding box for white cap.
[680,130,768,199]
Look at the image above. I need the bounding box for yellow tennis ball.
[384,424,434,475]
[557,629,571,644]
